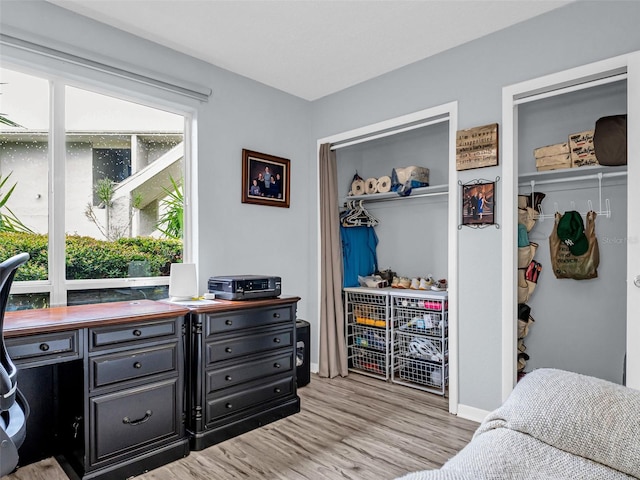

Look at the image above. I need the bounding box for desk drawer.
[90,378,178,465]
[206,376,293,421]
[206,328,293,364]
[206,351,293,393]
[91,343,178,389]
[205,306,292,335]
[6,331,80,365]
[90,319,177,351]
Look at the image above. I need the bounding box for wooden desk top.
[177,295,301,315]
[3,296,301,338]
[3,300,190,338]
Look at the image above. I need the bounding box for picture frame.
[461,180,496,228]
[456,123,499,171]
[241,149,290,208]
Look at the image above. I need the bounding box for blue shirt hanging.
[340,225,378,288]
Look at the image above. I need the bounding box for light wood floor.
[5,373,478,480]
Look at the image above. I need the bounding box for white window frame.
[2,61,197,307]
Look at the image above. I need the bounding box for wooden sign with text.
[456,123,499,171]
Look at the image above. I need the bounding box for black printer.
[208,275,281,300]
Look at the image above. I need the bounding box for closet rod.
[513,72,627,106]
[330,116,449,151]
[518,170,626,187]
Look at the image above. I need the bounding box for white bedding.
[396,369,640,480]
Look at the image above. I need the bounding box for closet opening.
[317,102,459,413]
[501,52,639,399]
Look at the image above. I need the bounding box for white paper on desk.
[161,298,220,306]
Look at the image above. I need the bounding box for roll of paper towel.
[376,175,391,193]
[365,178,378,194]
[351,179,365,195]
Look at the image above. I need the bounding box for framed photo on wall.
[241,149,290,208]
[461,180,496,227]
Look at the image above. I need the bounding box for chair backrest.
[0,252,30,411]
[0,252,30,476]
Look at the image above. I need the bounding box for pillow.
[593,114,627,165]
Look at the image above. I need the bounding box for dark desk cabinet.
[4,297,301,477]
[188,299,300,450]
[4,301,190,480]
[80,318,188,479]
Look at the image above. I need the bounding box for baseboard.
[456,404,489,423]
[310,362,319,374]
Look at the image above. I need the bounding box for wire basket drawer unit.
[347,290,389,328]
[344,287,393,380]
[390,290,449,395]
[397,356,449,392]
[349,346,388,377]
[395,333,447,364]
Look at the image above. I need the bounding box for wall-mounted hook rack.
[522,170,619,221]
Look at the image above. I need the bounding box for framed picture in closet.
[461,180,496,227]
[241,149,290,208]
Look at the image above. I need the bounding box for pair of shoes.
[418,275,434,290]
[410,276,436,290]
[431,279,447,291]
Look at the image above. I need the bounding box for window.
[0,66,189,309]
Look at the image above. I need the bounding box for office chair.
[0,252,30,476]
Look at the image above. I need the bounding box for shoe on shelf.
[410,277,420,289]
[419,276,434,290]
[397,277,411,289]
[431,279,448,291]
[391,276,400,288]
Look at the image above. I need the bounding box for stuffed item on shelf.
[391,166,429,196]
[593,114,627,166]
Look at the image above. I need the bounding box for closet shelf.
[341,183,448,204]
[518,164,627,187]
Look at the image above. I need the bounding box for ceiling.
[46,0,573,101]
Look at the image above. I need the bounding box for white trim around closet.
[316,102,459,414]
[501,52,636,401]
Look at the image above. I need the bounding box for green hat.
[557,211,588,256]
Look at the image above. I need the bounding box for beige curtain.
[318,143,348,378]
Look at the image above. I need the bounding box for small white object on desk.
[169,263,198,301]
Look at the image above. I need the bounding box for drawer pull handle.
[123,410,152,426]
[274,387,281,394]
[133,362,142,369]
[273,337,281,344]
[274,363,281,369]
[39,343,50,352]
[273,313,280,318]
[225,347,232,353]
[133,329,142,337]
[225,319,233,326]
[225,375,232,381]
[225,403,233,409]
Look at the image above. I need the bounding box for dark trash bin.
[296,320,310,387]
